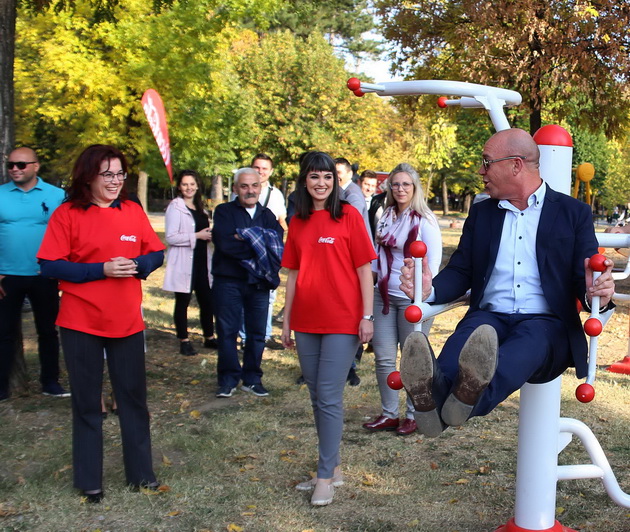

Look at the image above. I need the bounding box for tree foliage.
[375,0,630,136]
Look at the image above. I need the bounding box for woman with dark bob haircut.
[38,145,165,503]
[281,151,376,506]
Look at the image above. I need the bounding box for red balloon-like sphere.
[387,371,403,390]
[589,253,607,272]
[437,96,448,108]
[347,77,361,91]
[405,305,422,323]
[576,383,595,403]
[584,317,603,336]
[354,89,365,97]
[410,240,427,258]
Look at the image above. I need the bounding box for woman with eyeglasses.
[37,145,165,503]
[162,170,216,356]
[362,163,442,436]
[280,151,376,506]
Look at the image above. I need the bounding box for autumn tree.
[375,0,630,136]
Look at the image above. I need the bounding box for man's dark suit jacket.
[432,184,601,379]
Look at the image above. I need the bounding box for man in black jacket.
[212,168,283,398]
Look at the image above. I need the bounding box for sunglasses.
[7,161,37,170]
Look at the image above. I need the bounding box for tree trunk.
[0,0,17,184]
[137,170,148,213]
[441,178,449,216]
[210,174,222,202]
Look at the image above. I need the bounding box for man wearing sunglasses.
[397,128,615,437]
[0,147,67,401]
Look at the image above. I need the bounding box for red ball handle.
[589,253,607,272]
[347,77,361,91]
[410,240,427,258]
[576,383,595,403]
[404,305,422,323]
[387,371,403,390]
[584,317,602,337]
[437,96,448,108]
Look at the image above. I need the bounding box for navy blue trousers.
[437,310,572,418]
[214,279,268,388]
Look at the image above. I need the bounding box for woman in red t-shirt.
[281,151,376,506]
[38,145,165,503]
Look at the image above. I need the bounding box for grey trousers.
[372,289,433,419]
[295,332,359,478]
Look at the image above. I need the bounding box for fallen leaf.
[227,524,243,532]
[190,410,201,419]
[241,512,255,516]
[167,510,181,517]
[190,379,200,385]
[162,454,172,466]
[430,462,439,470]
[454,478,469,484]
[249,477,260,482]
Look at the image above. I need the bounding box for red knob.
[347,77,361,91]
[437,96,448,108]
[584,317,602,336]
[405,305,422,323]
[410,240,427,258]
[387,371,403,390]
[589,253,607,272]
[576,383,595,403]
[353,89,365,97]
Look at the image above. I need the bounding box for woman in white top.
[363,163,442,436]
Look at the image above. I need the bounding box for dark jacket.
[211,199,283,288]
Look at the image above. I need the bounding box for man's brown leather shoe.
[362,415,399,431]
[396,418,417,436]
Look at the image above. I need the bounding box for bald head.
[480,128,543,210]
[488,128,540,168]
[7,147,40,191]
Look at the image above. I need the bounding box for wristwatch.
[361,315,374,322]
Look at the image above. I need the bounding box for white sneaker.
[311,480,334,506]
[295,471,344,491]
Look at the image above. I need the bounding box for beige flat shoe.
[310,480,334,506]
[295,471,344,491]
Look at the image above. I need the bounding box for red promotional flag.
[141,89,173,183]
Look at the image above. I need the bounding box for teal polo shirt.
[0,177,65,276]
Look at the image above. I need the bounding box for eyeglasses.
[389,182,414,190]
[481,156,527,171]
[7,161,37,170]
[99,171,127,182]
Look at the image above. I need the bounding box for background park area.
[1,219,629,532]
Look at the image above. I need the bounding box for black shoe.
[42,383,71,397]
[130,481,161,492]
[241,384,269,397]
[216,385,236,398]
[203,337,218,349]
[347,368,361,386]
[82,490,104,503]
[265,337,284,350]
[273,309,284,324]
[179,341,197,356]
[295,375,306,385]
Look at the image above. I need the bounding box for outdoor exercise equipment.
[353,77,630,530]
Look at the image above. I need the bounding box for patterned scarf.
[375,205,421,314]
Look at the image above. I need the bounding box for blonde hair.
[384,163,436,223]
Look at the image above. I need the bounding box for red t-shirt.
[37,201,165,338]
[282,204,376,334]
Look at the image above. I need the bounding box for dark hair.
[333,157,352,172]
[251,153,273,167]
[295,151,343,221]
[360,169,378,181]
[66,145,128,207]
[175,169,205,212]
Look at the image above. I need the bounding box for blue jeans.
[214,279,269,388]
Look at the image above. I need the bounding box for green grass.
[1,223,630,531]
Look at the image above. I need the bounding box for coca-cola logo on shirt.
[120,234,138,242]
[318,237,335,244]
